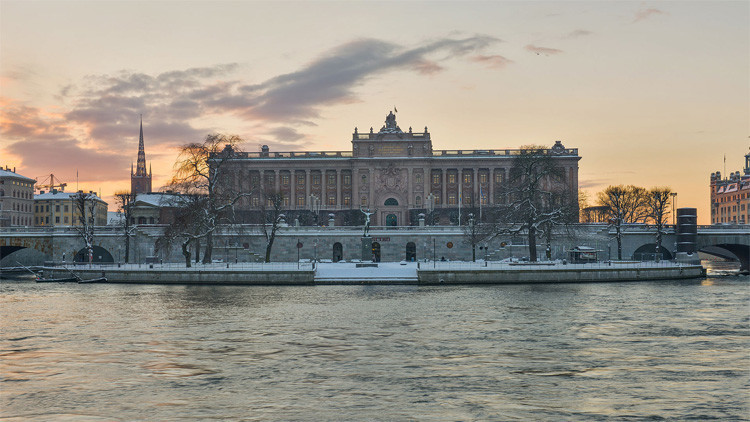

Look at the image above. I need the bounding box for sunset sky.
[1,0,748,224]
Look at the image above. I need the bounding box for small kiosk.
[567,246,601,264]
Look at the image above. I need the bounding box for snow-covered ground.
[314,262,418,282]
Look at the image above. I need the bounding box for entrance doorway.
[386,214,397,226]
[372,242,381,262]
[406,242,416,262]
[332,242,343,262]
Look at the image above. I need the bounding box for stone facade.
[710,151,750,224]
[222,112,581,226]
[0,166,36,227]
[34,191,108,227]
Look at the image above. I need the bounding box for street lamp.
[670,192,677,226]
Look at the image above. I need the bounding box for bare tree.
[597,185,648,260]
[72,192,97,264]
[645,187,673,259]
[157,194,206,267]
[259,188,285,263]
[492,146,575,262]
[168,134,248,264]
[113,191,136,263]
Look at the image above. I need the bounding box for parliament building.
[227,112,581,226]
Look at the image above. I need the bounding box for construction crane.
[35,174,67,193]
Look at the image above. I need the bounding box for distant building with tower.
[131,117,152,195]
[710,150,750,224]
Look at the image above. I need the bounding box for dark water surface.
[2,269,748,420]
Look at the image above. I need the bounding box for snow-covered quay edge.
[39,261,705,285]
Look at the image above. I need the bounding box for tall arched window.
[384,198,398,206]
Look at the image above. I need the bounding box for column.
[441,168,447,207]
[458,168,463,205]
[305,170,310,205]
[407,167,413,208]
[274,170,279,192]
[352,168,359,209]
[368,170,374,209]
[322,170,328,210]
[291,170,297,210]
[489,168,495,205]
[473,168,479,204]
[426,170,432,206]
[336,169,342,210]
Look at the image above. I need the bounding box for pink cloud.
[471,55,514,69]
[525,44,563,56]
[634,8,665,22]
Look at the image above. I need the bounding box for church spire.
[135,115,147,177]
[131,115,153,194]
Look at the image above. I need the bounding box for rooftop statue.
[379,111,403,134]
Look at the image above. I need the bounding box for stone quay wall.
[418,264,705,284]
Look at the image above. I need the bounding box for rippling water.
[1,267,748,421]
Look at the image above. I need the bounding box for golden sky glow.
[1,1,748,224]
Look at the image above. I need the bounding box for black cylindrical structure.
[676,208,697,253]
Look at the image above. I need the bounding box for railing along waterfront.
[421,259,700,271]
[48,261,315,271]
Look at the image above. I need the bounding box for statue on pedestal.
[360,206,376,237]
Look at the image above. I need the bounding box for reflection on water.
[1,273,748,420]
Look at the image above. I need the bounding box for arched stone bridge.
[1,224,748,271]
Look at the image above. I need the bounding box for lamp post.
[670,192,678,226]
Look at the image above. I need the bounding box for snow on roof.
[135,192,185,207]
[0,168,36,182]
[35,191,107,204]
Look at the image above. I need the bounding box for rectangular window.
[266,175,274,186]
[64,216,69,223]
[313,174,321,185]
[432,174,441,185]
[281,174,290,186]
[46,205,49,212]
[64,205,69,212]
[343,175,351,186]
[251,196,259,207]
[251,175,260,185]
[448,194,457,205]
[283,195,290,207]
[361,196,367,206]
[55,205,60,212]
[328,195,335,206]
[434,193,441,205]
[416,196,422,206]
[448,174,456,184]
[480,193,488,205]
[297,175,305,186]
[343,195,350,206]
[328,174,336,186]
[297,196,305,206]
[55,216,60,223]
[463,173,471,184]
[35,205,38,212]
[495,172,503,184]
[416,173,422,184]
[480,173,487,184]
